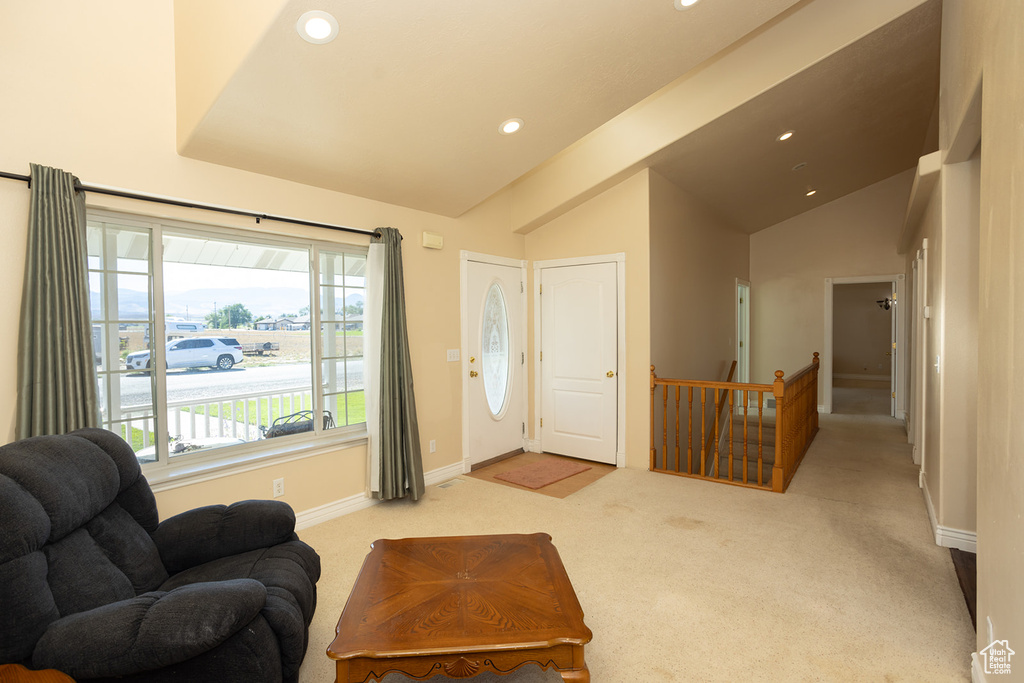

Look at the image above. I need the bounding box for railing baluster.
[687,387,693,474]
[699,387,706,476]
[742,390,749,484]
[674,387,680,472]
[727,389,734,481]
[712,388,719,479]
[757,391,764,485]
[662,385,668,471]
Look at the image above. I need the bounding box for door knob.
[606,370,615,377]
[470,370,478,377]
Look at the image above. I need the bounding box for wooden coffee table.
[327,533,592,682]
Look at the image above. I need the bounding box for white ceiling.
[176,0,941,230]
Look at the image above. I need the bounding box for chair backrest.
[0,429,168,664]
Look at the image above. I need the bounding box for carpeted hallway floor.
[298,408,974,682]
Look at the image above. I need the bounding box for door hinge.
[739,341,744,348]
[740,297,744,304]
[892,342,896,349]
[520,281,524,293]
[521,351,524,364]
[540,418,543,427]
[540,284,543,294]
[522,422,525,435]
[892,392,896,399]
[540,351,543,361]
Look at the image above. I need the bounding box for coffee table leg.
[559,667,590,682]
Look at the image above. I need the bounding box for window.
[87,211,368,476]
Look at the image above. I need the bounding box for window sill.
[147,428,368,493]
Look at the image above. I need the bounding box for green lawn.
[182,390,365,430]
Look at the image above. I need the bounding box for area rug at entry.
[494,458,592,489]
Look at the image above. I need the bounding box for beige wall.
[940,0,1022,657]
[832,282,893,378]
[648,171,749,380]
[0,2,524,519]
[523,169,651,469]
[749,171,912,400]
[904,180,945,519]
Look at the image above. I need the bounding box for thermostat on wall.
[421,231,444,249]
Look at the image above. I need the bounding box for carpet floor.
[298,409,973,682]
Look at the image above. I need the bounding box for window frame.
[87,209,370,485]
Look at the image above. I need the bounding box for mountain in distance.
[92,287,365,320]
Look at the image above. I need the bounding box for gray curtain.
[373,227,425,501]
[17,164,99,438]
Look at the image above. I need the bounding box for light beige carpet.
[298,409,973,682]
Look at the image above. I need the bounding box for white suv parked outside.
[125,337,244,372]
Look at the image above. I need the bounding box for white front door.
[540,263,617,464]
[466,260,525,466]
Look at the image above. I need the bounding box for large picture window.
[87,211,368,475]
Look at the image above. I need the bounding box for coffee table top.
[328,533,592,660]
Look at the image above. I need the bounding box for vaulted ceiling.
[174,0,940,233]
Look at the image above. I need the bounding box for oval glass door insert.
[482,282,511,416]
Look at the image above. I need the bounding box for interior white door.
[540,263,617,464]
[889,280,897,417]
[467,261,525,465]
[736,281,750,412]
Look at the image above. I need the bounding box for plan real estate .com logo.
[980,639,1015,676]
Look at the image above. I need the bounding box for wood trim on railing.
[702,361,737,472]
[651,353,819,494]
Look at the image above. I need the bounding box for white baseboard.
[295,460,469,530]
[295,492,377,531]
[524,439,542,453]
[922,480,978,553]
[971,652,986,683]
[425,461,465,486]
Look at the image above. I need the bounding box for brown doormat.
[494,458,592,489]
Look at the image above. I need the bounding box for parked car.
[125,337,244,372]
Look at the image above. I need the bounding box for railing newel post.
[772,370,785,492]
[650,365,657,471]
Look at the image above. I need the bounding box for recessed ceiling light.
[806,188,817,197]
[499,118,524,135]
[674,0,700,9]
[296,10,339,44]
[777,130,795,142]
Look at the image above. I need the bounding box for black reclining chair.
[0,428,321,683]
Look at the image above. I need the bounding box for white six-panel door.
[540,263,617,464]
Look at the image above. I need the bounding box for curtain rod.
[0,170,376,238]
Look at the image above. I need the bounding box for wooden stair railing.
[650,353,819,493]
[702,361,737,478]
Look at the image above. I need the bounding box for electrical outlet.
[429,439,436,453]
[273,478,284,498]
[446,349,460,362]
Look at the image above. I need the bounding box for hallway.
[832,378,893,416]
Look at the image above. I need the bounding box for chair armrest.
[152,500,296,573]
[32,579,266,679]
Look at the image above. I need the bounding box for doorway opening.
[823,274,905,417]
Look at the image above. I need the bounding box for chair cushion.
[159,539,320,679]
